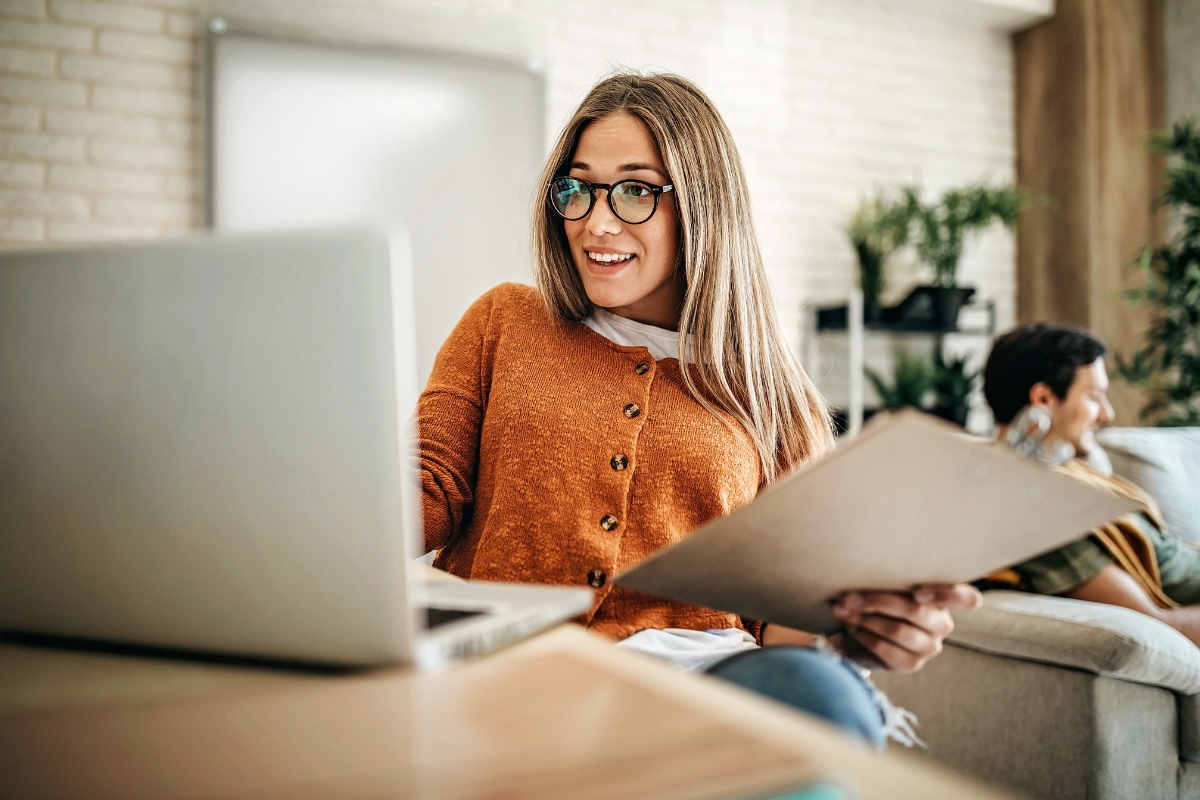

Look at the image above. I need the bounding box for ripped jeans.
[706,645,887,749]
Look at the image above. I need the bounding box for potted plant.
[904,183,1025,329]
[847,194,916,323]
[865,347,935,411]
[930,350,981,428]
[1118,119,1200,426]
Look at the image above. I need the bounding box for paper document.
[615,410,1140,634]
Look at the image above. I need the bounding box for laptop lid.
[0,229,421,665]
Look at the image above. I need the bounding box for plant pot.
[931,403,969,428]
[878,285,976,331]
[934,286,975,330]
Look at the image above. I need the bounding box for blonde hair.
[533,72,833,482]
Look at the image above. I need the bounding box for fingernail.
[915,588,934,604]
[844,593,863,610]
[832,605,848,618]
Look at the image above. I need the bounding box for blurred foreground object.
[0,626,1017,800]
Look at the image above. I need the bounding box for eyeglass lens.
[550,177,659,224]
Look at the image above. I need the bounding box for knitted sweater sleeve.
[415,287,502,553]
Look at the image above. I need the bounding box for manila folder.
[615,409,1140,634]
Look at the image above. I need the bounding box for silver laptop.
[0,229,592,668]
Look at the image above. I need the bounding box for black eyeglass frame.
[548,176,675,225]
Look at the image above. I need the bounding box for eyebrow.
[570,160,665,176]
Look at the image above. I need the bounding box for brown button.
[599,515,619,531]
[587,569,607,588]
[610,454,628,471]
[623,403,641,418]
[634,362,650,375]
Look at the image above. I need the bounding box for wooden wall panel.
[1014,0,1165,424]
[1015,0,1091,327]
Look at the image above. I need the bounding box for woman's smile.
[583,248,637,272]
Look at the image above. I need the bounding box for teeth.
[587,251,632,263]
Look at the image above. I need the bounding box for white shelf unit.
[801,290,997,438]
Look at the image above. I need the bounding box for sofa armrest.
[950,591,1200,695]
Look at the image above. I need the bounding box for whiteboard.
[209,33,544,385]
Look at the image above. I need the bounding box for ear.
[1028,381,1057,408]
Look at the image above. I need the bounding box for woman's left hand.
[830,584,983,672]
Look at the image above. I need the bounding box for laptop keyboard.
[423,607,485,629]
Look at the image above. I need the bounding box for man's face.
[1033,358,1114,456]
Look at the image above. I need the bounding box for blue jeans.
[706,646,885,749]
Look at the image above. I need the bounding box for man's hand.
[829,584,983,672]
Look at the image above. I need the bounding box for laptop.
[0,229,592,669]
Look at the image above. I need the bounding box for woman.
[418,72,980,747]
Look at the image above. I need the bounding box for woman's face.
[563,113,683,330]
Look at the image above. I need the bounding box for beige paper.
[616,409,1140,634]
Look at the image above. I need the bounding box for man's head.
[983,323,1114,456]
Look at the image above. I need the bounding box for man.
[983,322,1200,647]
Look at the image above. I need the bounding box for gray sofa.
[873,427,1200,800]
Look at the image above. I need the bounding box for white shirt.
[584,306,691,362]
[584,307,759,672]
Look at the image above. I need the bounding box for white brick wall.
[0,0,1016,341]
[0,0,200,243]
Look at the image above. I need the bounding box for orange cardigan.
[418,283,764,642]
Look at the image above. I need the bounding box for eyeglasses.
[548,176,674,225]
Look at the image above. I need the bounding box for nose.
[1098,395,1114,423]
[585,188,622,236]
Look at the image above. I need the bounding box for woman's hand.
[829,584,982,672]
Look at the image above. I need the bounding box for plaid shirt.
[1012,512,1200,604]
[1012,536,1115,596]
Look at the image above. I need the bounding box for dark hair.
[983,323,1107,424]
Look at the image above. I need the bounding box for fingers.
[846,625,935,673]
[833,583,982,615]
[911,583,983,611]
[844,608,943,654]
[832,590,957,672]
[834,591,954,638]
[829,584,981,672]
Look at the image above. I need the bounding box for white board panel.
[210,34,544,385]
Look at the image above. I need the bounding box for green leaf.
[1120,116,1200,422]
[906,183,1027,286]
[847,192,918,307]
[865,347,936,410]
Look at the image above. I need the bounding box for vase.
[879,285,973,331]
[934,286,976,331]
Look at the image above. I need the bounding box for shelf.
[813,323,995,337]
[801,289,996,439]
[814,288,995,337]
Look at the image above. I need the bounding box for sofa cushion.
[950,591,1200,695]
[1096,427,1200,545]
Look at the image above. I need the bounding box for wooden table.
[0,626,1013,800]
